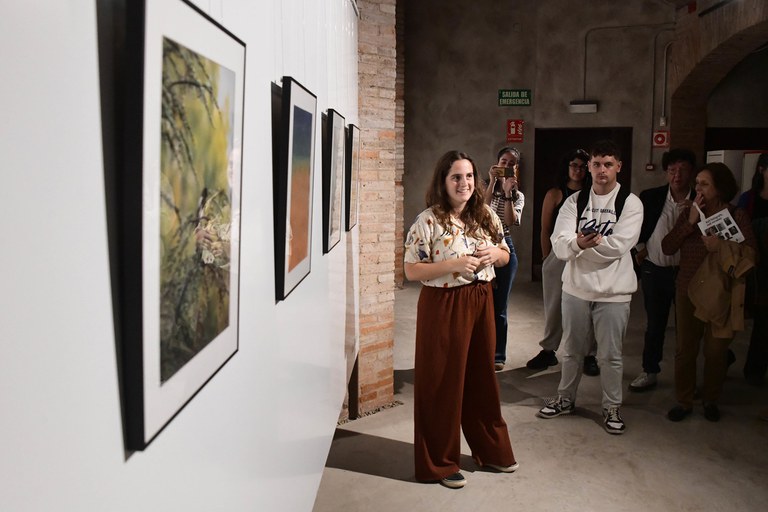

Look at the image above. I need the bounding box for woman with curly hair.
[405,150,517,489]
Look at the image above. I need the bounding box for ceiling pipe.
[650,31,675,167]
[580,22,675,103]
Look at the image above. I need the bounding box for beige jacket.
[688,241,757,338]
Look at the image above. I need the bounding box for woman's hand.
[474,243,505,269]
[501,174,518,196]
[451,254,481,275]
[701,234,721,252]
[488,165,502,186]
[688,193,705,225]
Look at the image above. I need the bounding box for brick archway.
[668,2,768,160]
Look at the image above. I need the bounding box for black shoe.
[440,472,466,489]
[703,402,721,422]
[667,405,692,422]
[583,355,600,376]
[526,350,558,370]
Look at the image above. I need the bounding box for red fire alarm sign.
[507,119,524,143]
[652,130,669,148]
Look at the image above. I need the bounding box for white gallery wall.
[0,0,359,510]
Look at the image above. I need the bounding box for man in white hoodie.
[536,139,643,434]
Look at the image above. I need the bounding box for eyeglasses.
[569,162,587,171]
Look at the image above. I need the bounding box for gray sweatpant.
[558,291,630,409]
[539,252,596,355]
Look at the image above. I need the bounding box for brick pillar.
[355,0,396,414]
[394,3,405,289]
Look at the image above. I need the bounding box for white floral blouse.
[404,206,509,288]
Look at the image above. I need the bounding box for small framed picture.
[273,76,317,300]
[345,124,361,231]
[323,109,345,253]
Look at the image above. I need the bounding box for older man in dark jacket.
[629,149,695,391]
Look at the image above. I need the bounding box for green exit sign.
[498,89,531,106]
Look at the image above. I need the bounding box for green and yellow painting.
[158,37,236,382]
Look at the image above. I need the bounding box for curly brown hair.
[425,151,503,244]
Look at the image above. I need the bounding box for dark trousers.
[675,291,731,407]
[640,260,677,374]
[414,282,515,481]
[744,310,768,382]
[493,237,518,363]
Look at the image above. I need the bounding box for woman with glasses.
[526,149,599,375]
[663,162,757,422]
[483,146,525,371]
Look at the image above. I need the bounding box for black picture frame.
[273,76,317,299]
[116,0,245,450]
[323,109,345,253]
[345,124,360,231]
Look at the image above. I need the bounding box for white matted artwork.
[323,108,345,253]
[118,0,245,450]
[273,76,317,300]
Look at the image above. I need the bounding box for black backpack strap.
[576,188,589,231]
[615,185,630,219]
[575,185,631,231]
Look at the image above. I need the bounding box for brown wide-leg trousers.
[414,281,515,482]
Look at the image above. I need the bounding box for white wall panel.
[0,0,360,510]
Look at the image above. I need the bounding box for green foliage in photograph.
[158,37,235,382]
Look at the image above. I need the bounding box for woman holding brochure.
[662,162,757,422]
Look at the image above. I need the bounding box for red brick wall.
[355,0,397,414]
[669,1,768,160]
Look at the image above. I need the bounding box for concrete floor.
[313,280,768,512]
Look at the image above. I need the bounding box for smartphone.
[491,165,515,178]
[580,226,599,236]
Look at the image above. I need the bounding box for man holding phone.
[536,140,643,435]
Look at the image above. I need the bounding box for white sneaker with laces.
[536,396,574,418]
[603,406,626,434]
[629,372,657,391]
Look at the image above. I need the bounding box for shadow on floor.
[394,368,414,395]
[326,429,478,483]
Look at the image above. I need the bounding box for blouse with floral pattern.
[404,205,510,288]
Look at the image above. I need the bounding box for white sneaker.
[485,462,520,473]
[629,372,657,392]
[603,406,626,435]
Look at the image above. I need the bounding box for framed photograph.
[323,109,346,253]
[273,76,317,299]
[117,0,245,450]
[345,124,360,231]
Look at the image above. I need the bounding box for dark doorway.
[705,127,768,151]
[531,127,633,280]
